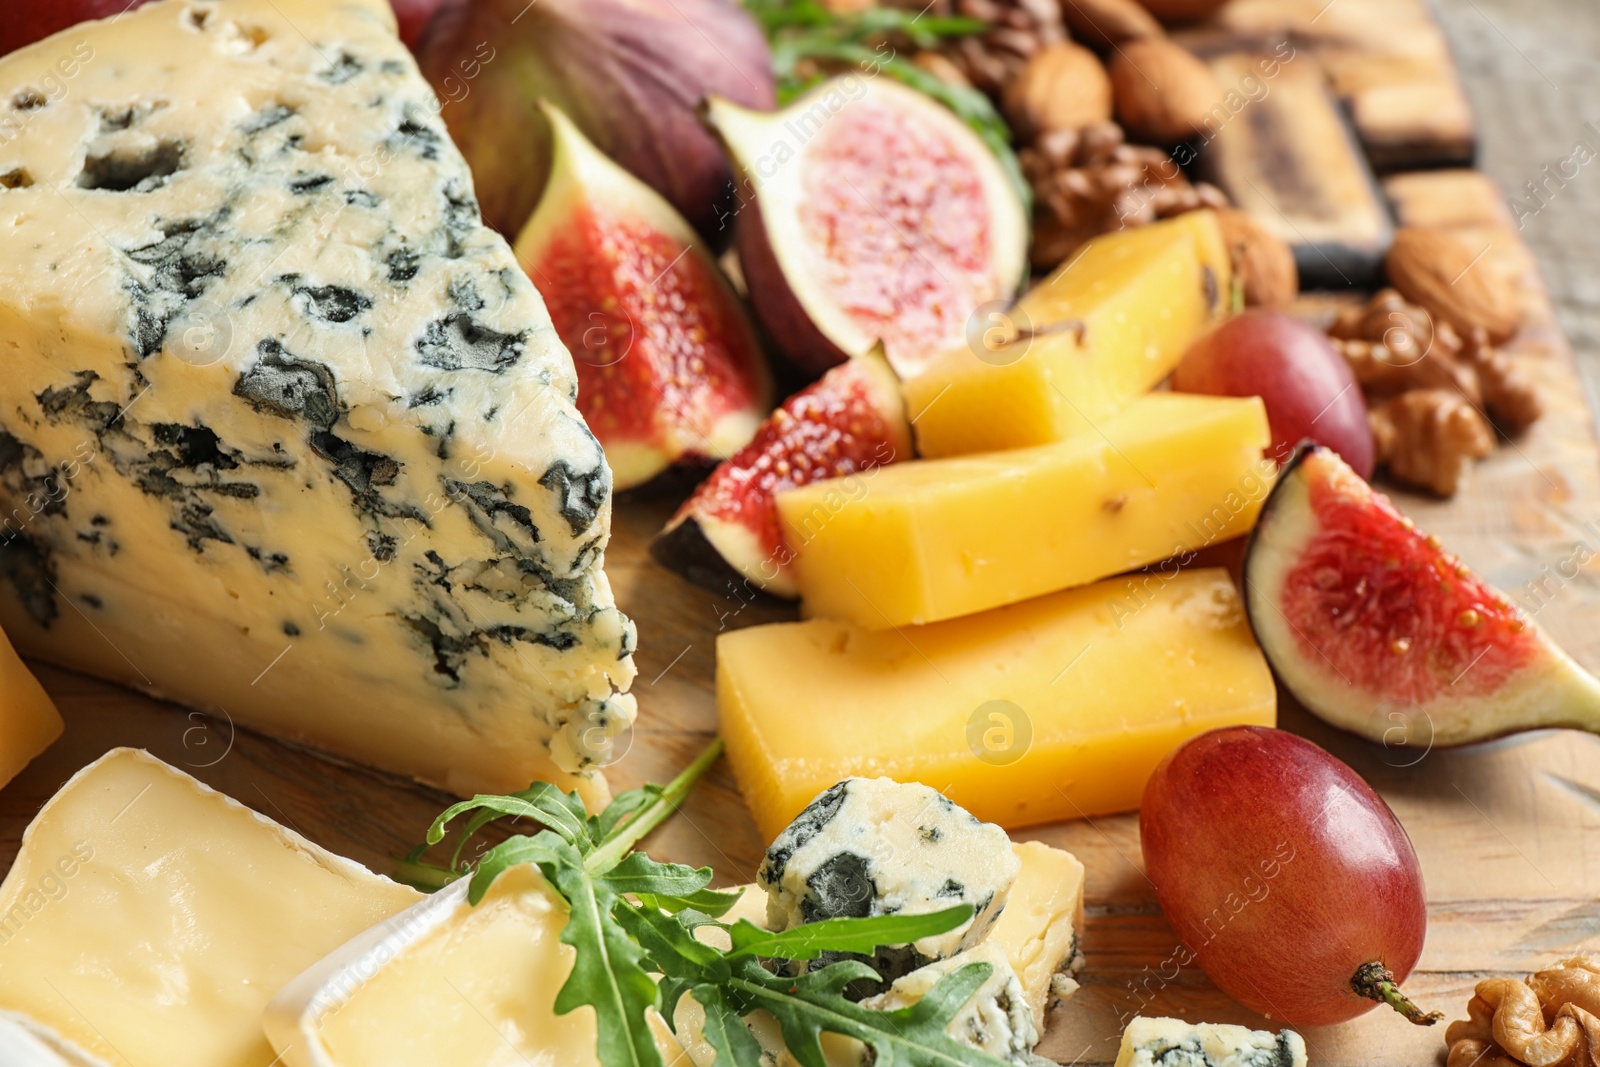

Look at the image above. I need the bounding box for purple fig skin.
[735,199,853,377]
[415,0,773,243]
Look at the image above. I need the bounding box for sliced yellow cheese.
[0,625,62,790]
[0,749,420,1066]
[778,392,1272,630]
[719,568,1275,838]
[266,864,688,1066]
[993,841,1086,1025]
[904,212,1230,458]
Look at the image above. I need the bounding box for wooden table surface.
[4,168,1598,1066]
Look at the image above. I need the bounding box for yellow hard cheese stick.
[0,623,62,790]
[777,392,1271,630]
[718,567,1275,838]
[904,211,1231,458]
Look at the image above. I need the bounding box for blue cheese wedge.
[0,0,636,801]
[758,777,1020,989]
[1114,1018,1309,1067]
[863,942,1039,1064]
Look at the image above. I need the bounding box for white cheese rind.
[0,748,420,1067]
[1114,1018,1309,1067]
[266,863,688,1066]
[758,777,1021,989]
[0,0,635,800]
[0,1015,107,1067]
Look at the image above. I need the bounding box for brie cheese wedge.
[265,863,688,1066]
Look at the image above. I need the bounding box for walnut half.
[1369,389,1494,498]
[1447,956,1600,1067]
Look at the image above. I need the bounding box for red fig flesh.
[415,0,774,239]
[652,349,911,599]
[706,77,1029,379]
[1244,445,1600,746]
[515,105,770,491]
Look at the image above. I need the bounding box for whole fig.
[416,0,774,242]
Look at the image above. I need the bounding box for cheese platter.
[2,0,1600,1065]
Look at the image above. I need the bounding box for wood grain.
[1177,0,1478,171]
[1197,48,1393,288]
[5,170,1600,1066]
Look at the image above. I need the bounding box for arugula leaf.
[472,831,667,1067]
[613,901,729,981]
[584,740,728,873]
[692,983,768,1067]
[731,956,1008,1067]
[636,885,745,918]
[628,899,1013,1067]
[552,863,666,1067]
[428,783,591,858]
[592,783,664,842]
[392,846,460,893]
[724,905,972,961]
[410,739,1018,1067]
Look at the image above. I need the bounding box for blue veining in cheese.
[0,0,635,801]
[1114,1018,1308,1067]
[758,777,1020,992]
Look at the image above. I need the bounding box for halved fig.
[651,348,911,598]
[515,104,771,491]
[705,77,1029,379]
[1244,445,1600,747]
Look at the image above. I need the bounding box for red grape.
[1173,310,1375,479]
[1140,726,1438,1027]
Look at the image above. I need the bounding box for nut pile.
[1329,288,1540,497]
[919,0,1249,274]
[1020,122,1227,268]
[927,0,1067,97]
[1447,956,1600,1067]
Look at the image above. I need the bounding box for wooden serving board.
[1176,0,1478,172]
[5,169,1600,1066]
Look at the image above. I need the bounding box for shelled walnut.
[1021,122,1228,268]
[924,0,1066,99]
[1447,956,1600,1067]
[1463,326,1542,436]
[1369,390,1494,498]
[1330,289,1542,497]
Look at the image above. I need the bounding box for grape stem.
[1350,961,1444,1025]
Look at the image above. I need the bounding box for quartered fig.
[1244,444,1600,747]
[705,76,1029,379]
[514,104,770,491]
[652,348,910,599]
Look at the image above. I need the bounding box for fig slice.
[1244,444,1600,747]
[514,103,771,491]
[705,77,1029,380]
[651,347,911,599]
